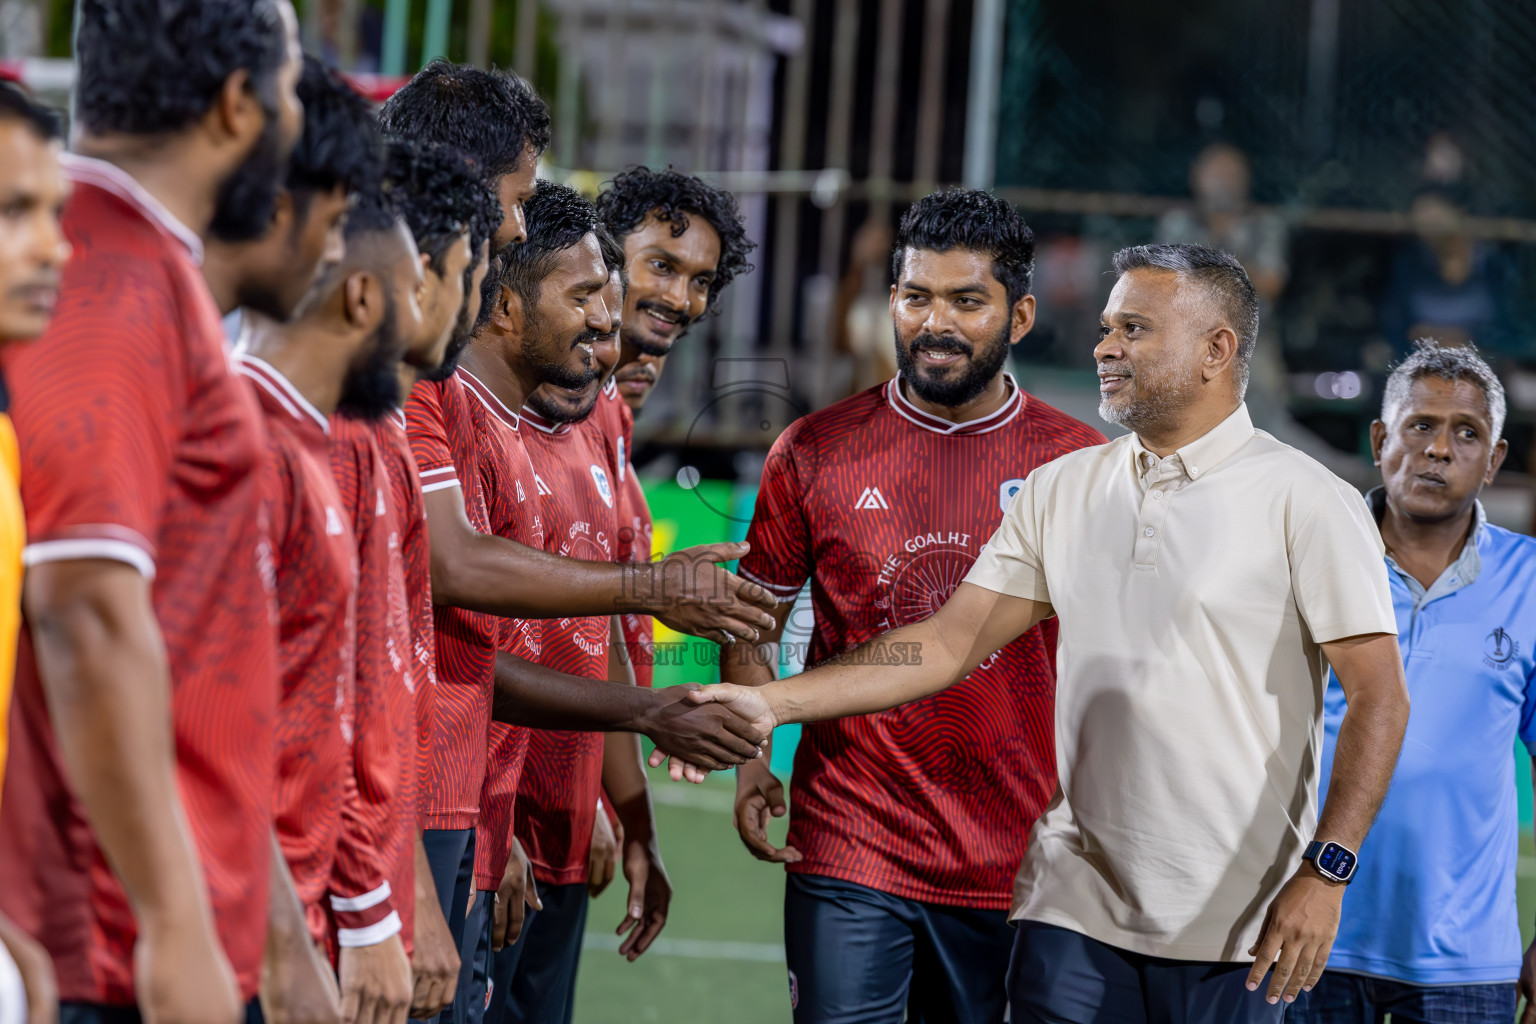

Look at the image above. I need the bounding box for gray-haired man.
[1290,340,1535,1024]
[684,243,1410,1023]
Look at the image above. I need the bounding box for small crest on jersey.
[535,473,553,497]
[854,486,890,510]
[375,488,386,516]
[591,464,614,508]
[617,436,627,483]
[999,478,1026,512]
[325,506,345,536]
[516,479,527,503]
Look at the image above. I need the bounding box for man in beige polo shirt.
[678,243,1409,1023]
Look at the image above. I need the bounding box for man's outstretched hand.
[643,542,775,644]
[647,684,778,782]
[636,685,766,774]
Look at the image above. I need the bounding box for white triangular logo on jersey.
[535,473,553,497]
[590,464,614,508]
[325,506,345,535]
[376,488,387,516]
[854,486,890,510]
[516,479,527,503]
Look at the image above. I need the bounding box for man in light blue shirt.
[1291,339,1536,1024]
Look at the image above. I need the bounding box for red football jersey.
[590,382,654,687]
[405,375,499,830]
[739,376,1106,909]
[513,405,621,885]
[373,411,437,824]
[238,357,361,945]
[329,414,414,951]
[453,369,545,891]
[0,159,277,1003]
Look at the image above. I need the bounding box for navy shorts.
[1287,969,1518,1024]
[783,872,1013,1024]
[484,880,589,1024]
[1007,921,1284,1024]
[417,827,478,1024]
[63,999,264,1024]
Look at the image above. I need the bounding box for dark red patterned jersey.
[513,405,621,885]
[373,411,437,828]
[405,374,499,829]
[239,357,360,947]
[329,414,414,950]
[453,369,545,890]
[590,382,654,687]
[739,376,1107,909]
[0,160,277,1004]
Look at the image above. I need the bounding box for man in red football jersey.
[385,69,777,1024]
[241,178,426,1024]
[591,168,758,691]
[0,80,70,1024]
[0,4,305,1023]
[715,189,1107,1023]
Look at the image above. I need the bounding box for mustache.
[1097,360,1133,377]
[614,362,656,385]
[907,333,973,356]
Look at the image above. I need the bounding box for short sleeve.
[1518,661,1536,755]
[404,379,460,494]
[964,470,1050,602]
[7,258,184,577]
[739,427,813,601]
[1289,480,1397,643]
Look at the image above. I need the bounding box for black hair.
[1111,243,1260,393]
[496,179,597,315]
[595,223,626,285]
[0,81,63,141]
[73,0,288,136]
[287,56,379,215]
[893,188,1035,308]
[377,60,550,179]
[594,166,754,308]
[345,181,400,239]
[382,137,500,275]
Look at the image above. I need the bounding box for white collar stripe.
[456,369,521,430]
[62,153,205,265]
[884,373,1025,436]
[238,355,331,434]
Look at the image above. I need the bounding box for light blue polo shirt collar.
[1367,485,1485,609]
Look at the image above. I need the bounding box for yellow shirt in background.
[0,411,23,797]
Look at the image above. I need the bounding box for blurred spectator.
[1158,142,1289,304]
[1381,188,1513,358]
[832,216,899,398]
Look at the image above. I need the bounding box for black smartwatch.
[1303,840,1358,884]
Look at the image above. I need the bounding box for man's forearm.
[432,529,645,619]
[266,832,311,953]
[1316,634,1410,850]
[602,732,656,847]
[490,650,655,731]
[26,562,210,923]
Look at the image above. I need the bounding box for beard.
[337,298,403,420]
[528,322,601,391]
[422,270,482,382]
[525,379,602,425]
[207,111,289,244]
[894,323,1011,407]
[1096,348,1204,434]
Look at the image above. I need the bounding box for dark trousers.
[783,872,1013,1024]
[1287,969,1518,1024]
[1008,921,1285,1024]
[62,999,264,1024]
[484,881,589,1024]
[417,827,478,1024]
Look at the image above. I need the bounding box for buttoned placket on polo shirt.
[1133,450,1185,569]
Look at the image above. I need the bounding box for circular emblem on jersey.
[590,464,614,508]
[1485,626,1519,669]
[885,546,975,627]
[616,435,626,483]
[999,477,1026,512]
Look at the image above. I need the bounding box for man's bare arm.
[25,559,243,1024]
[422,486,773,640]
[1313,632,1409,849]
[697,584,1048,731]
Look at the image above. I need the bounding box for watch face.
[1317,842,1357,880]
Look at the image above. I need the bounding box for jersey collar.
[519,403,573,436]
[885,372,1025,436]
[456,368,522,431]
[237,354,330,434]
[62,153,205,266]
